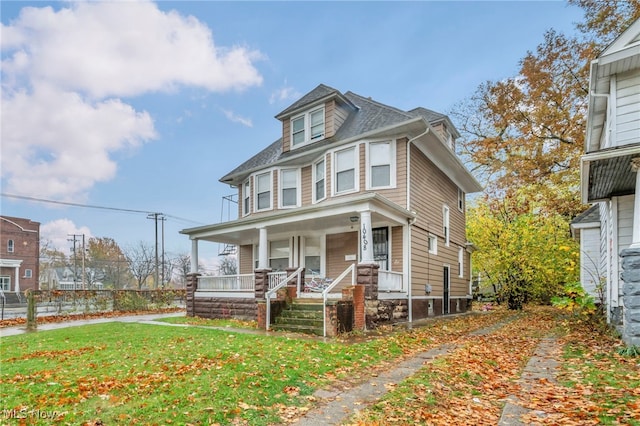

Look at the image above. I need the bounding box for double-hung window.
[0,276,9,291]
[291,107,325,148]
[368,141,394,189]
[280,169,299,208]
[242,179,251,216]
[458,247,464,277]
[7,239,14,253]
[313,159,326,202]
[334,146,357,194]
[255,172,272,211]
[458,188,465,211]
[443,205,450,246]
[428,234,438,255]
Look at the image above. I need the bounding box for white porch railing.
[265,267,303,331]
[198,274,255,291]
[378,270,405,292]
[267,271,287,291]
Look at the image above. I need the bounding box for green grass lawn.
[1,311,512,425]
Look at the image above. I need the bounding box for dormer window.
[291,107,325,148]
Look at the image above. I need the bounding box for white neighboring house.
[47,267,105,290]
[577,19,640,345]
[571,205,602,299]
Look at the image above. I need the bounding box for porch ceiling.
[582,144,640,202]
[181,193,415,245]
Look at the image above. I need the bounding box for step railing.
[265,267,303,331]
[321,264,355,337]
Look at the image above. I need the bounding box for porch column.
[190,239,199,273]
[14,266,20,293]
[360,211,374,263]
[630,158,640,249]
[258,227,268,269]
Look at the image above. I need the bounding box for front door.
[443,266,450,315]
[372,227,389,270]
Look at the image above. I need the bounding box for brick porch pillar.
[357,263,379,300]
[285,267,305,300]
[353,285,365,331]
[254,269,271,300]
[186,273,200,317]
[255,269,271,330]
[621,248,640,347]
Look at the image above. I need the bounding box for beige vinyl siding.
[326,100,336,138]
[301,165,312,206]
[326,232,358,280]
[239,244,253,274]
[409,144,468,297]
[391,226,403,273]
[615,72,640,146]
[373,138,408,208]
[326,100,350,138]
[282,120,291,152]
[358,143,366,191]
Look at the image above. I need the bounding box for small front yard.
[1,307,638,425]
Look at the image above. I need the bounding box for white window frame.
[254,171,273,212]
[366,140,396,190]
[242,179,251,217]
[443,205,450,247]
[312,157,326,203]
[0,276,9,290]
[24,269,33,279]
[279,168,301,208]
[458,188,465,212]
[458,247,464,277]
[428,234,438,255]
[7,239,14,253]
[290,107,325,149]
[332,144,359,196]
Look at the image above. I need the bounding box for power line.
[1,193,203,225]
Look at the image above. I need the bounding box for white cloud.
[269,85,301,105]
[2,1,263,98]
[41,219,92,253]
[1,0,263,200]
[1,84,156,201]
[221,108,253,127]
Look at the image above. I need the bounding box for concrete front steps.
[272,300,324,336]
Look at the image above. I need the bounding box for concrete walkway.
[498,337,560,425]
[0,312,186,337]
[295,318,519,426]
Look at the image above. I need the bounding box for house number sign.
[361,224,368,251]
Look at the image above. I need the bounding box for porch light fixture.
[349,216,359,223]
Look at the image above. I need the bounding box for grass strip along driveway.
[2,307,638,424]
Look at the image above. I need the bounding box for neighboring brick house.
[577,19,640,346]
[0,216,40,293]
[181,84,482,332]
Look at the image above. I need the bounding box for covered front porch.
[181,193,415,299]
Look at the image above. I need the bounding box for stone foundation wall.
[621,247,640,346]
[192,297,257,321]
[365,299,408,328]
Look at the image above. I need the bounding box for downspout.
[406,126,430,324]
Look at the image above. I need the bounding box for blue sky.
[1,1,584,272]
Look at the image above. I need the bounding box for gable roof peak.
[275,84,346,119]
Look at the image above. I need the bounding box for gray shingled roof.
[275,84,341,119]
[219,86,451,184]
[571,204,600,225]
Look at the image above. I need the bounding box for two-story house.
[0,216,40,294]
[576,19,640,346]
[181,84,482,332]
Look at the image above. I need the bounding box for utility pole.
[81,234,86,290]
[161,216,166,288]
[147,213,164,289]
[68,234,82,289]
